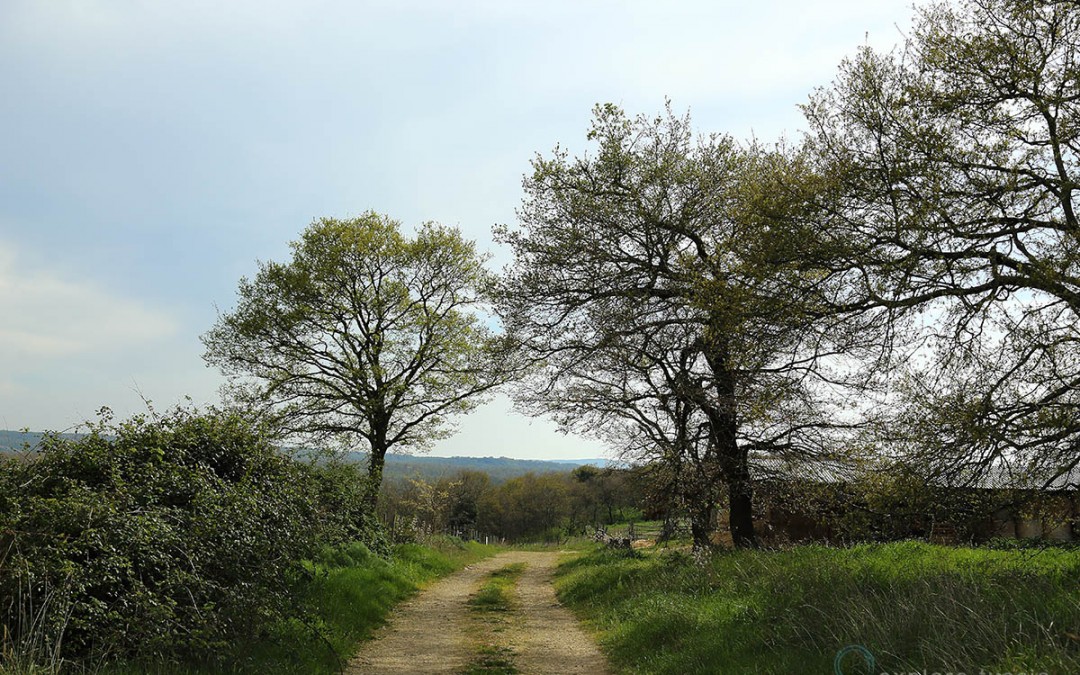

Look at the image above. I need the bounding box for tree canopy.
[497,105,884,547]
[803,0,1080,490]
[203,213,509,505]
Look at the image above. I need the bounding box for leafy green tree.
[204,213,509,508]
[446,469,491,532]
[570,465,640,527]
[497,105,883,548]
[306,457,388,552]
[398,474,456,536]
[477,473,571,541]
[803,0,1080,490]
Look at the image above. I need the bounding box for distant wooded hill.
[0,429,85,451]
[369,453,610,484]
[0,429,609,484]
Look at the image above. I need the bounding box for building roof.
[748,454,1080,492]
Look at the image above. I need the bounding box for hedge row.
[0,406,380,667]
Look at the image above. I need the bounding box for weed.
[0,572,74,675]
[461,563,527,674]
[459,644,519,674]
[468,563,526,613]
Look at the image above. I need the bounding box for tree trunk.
[715,406,757,548]
[363,418,390,514]
[704,334,758,549]
[689,500,717,551]
[727,455,756,548]
[363,446,386,514]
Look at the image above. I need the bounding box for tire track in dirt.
[347,550,610,674]
[512,551,611,674]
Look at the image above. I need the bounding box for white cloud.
[0,243,176,359]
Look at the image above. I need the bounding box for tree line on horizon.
[378,464,645,543]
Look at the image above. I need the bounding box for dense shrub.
[0,407,329,664]
[754,464,1039,545]
[306,460,389,556]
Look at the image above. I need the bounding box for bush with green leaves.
[306,459,390,556]
[0,406,329,663]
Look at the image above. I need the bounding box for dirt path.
[347,550,611,674]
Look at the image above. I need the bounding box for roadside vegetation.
[556,542,1080,674]
[198,538,494,675]
[0,407,495,673]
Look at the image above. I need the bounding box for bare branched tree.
[804,0,1080,490]
[497,105,887,548]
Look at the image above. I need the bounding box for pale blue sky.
[0,0,915,459]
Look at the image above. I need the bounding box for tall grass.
[556,541,1080,674]
[0,575,73,675]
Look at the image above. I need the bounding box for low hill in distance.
[374,453,612,484]
[0,429,84,451]
[1,430,610,484]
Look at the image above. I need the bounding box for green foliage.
[218,538,494,675]
[88,538,495,675]
[499,102,888,549]
[0,407,324,664]
[307,460,390,555]
[556,542,1080,674]
[379,467,644,543]
[803,0,1080,486]
[477,473,571,542]
[0,407,401,670]
[203,213,510,508]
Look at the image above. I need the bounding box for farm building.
[711,457,1080,546]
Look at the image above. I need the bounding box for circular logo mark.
[834,644,876,675]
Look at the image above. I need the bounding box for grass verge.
[102,537,496,675]
[555,541,1080,674]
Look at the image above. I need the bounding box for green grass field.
[555,541,1080,674]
